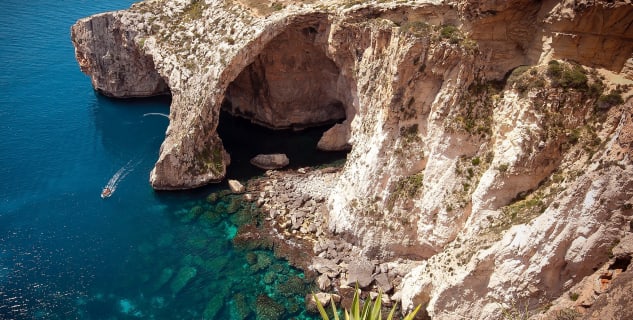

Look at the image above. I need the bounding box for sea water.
[0,1,344,319]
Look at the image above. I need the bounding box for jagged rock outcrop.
[71,12,169,97]
[72,0,633,318]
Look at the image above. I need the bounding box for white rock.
[227,179,245,194]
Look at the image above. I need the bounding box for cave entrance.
[219,20,351,179]
[217,111,347,180]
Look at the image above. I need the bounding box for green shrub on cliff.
[313,286,421,320]
[546,60,563,78]
[597,90,624,109]
[440,25,460,44]
[546,60,587,90]
[400,21,430,36]
[507,66,545,95]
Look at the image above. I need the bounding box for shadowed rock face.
[547,0,633,72]
[224,24,347,129]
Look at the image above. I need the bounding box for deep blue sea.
[0,1,344,319]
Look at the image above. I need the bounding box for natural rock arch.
[222,22,349,130]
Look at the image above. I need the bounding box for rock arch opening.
[218,19,353,176]
[222,21,349,131]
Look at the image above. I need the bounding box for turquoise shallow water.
[0,1,343,319]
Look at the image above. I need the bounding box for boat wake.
[101,160,139,199]
[142,112,169,119]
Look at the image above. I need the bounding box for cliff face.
[71,12,169,97]
[72,0,633,318]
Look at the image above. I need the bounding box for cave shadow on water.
[150,109,348,205]
[217,110,349,181]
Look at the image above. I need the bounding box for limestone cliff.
[72,0,633,318]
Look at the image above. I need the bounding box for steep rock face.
[545,0,633,72]
[71,12,169,97]
[72,0,633,318]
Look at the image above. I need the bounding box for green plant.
[507,65,547,95]
[501,301,533,320]
[440,25,460,44]
[553,308,581,320]
[271,2,284,11]
[546,60,562,78]
[568,292,579,301]
[508,66,530,84]
[400,21,430,37]
[587,79,605,98]
[497,163,509,173]
[547,60,588,89]
[568,128,581,144]
[559,65,587,89]
[313,284,421,320]
[608,239,620,258]
[597,90,624,109]
[400,124,421,145]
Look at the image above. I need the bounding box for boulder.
[228,179,245,194]
[311,256,341,278]
[345,258,375,288]
[375,273,393,293]
[306,292,341,313]
[317,274,331,291]
[250,154,289,170]
[317,123,352,151]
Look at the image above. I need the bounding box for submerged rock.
[233,224,273,251]
[250,252,273,273]
[226,196,242,214]
[231,293,251,320]
[169,266,197,295]
[250,154,289,170]
[203,297,224,319]
[277,276,307,298]
[255,294,285,320]
[151,268,174,292]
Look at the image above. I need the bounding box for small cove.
[0,1,346,318]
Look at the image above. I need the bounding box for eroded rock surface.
[224,19,347,129]
[73,0,633,318]
[71,12,169,97]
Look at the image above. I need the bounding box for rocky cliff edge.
[72,0,633,318]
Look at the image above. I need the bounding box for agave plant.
[313,285,421,320]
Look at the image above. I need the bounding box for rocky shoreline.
[232,164,419,312]
[72,0,633,317]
